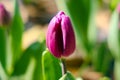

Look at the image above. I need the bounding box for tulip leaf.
[12,41,44,78]
[93,41,113,76]
[42,50,62,80]
[10,0,23,63]
[110,0,120,11]
[99,77,110,80]
[22,0,33,5]
[0,28,6,70]
[108,8,120,59]
[87,0,98,48]
[114,60,120,80]
[0,62,8,80]
[59,71,75,80]
[32,40,46,80]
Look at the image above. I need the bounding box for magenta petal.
[0,4,10,26]
[46,16,62,58]
[117,4,120,13]
[61,16,76,57]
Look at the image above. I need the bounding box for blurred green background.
[0,0,120,80]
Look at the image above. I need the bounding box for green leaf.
[10,0,24,63]
[87,0,98,48]
[24,58,36,80]
[93,41,113,75]
[32,41,46,80]
[59,71,75,80]
[42,50,62,80]
[0,62,8,80]
[22,0,33,5]
[0,28,6,69]
[114,60,120,80]
[108,8,120,59]
[12,41,43,76]
[110,0,120,11]
[99,77,110,80]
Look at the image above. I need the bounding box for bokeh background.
[0,0,120,80]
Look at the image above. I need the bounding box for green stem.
[42,56,46,80]
[0,28,6,70]
[61,58,67,75]
[114,60,120,80]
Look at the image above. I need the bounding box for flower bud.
[117,4,120,29]
[117,3,120,13]
[0,4,10,26]
[46,11,76,58]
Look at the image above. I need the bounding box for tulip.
[46,11,76,58]
[117,3,120,13]
[118,4,120,29]
[0,4,10,26]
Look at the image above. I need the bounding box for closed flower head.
[46,11,76,58]
[0,4,10,26]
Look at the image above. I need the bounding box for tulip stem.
[61,58,67,75]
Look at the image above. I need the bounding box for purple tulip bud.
[117,4,120,29]
[46,11,76,58]
[117,3,120,13]
[0,4,10,26]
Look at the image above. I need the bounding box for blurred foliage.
[108,4,120,80]
[10,0,23,65]
[12,41,45,76]
[110,0,120,11]
[0,0,120,80]
[92,41,114,76]
[108,6,120,59]
[0,28,6,70]
[21,0,33,5]
[99,77,110,80]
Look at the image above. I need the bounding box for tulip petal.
[61,16,75,57]
[46,16,63,58]
[0,4,10,26]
